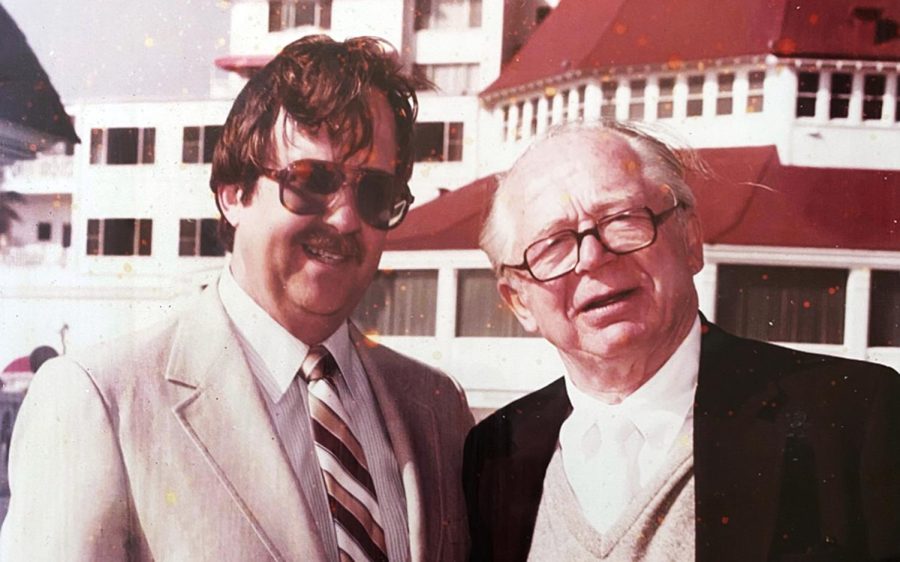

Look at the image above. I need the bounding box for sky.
[3,0,232,104]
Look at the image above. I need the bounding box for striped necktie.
[300,346,389,562]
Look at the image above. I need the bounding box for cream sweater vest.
[527,434,695,561]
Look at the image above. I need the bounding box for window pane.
[600,81,617,118]
[447,122,464,161]
[138,219,153,256]
[687,75,704,117]
[268,1,284,31]
[86,219,100,255]
[657,77,675,119]
[141,128,155,164]
[747,71,766,113]
[830,73,852,95]
[864,74,886,96]
[628,79,645,120]
[353,270,438,336]
[179,219,197,256]
[200,218,225,256]
[103,219,137,256]
[829,73,852,119]
[869,271,900,347]
[62,223,71,248]
[456,269,531,337]
[106,128,139,165]
[413,122,446,162]
[203,126,223,163]
[37,222,52,241]
[716,265,847,344]
[90,128,104,164]
[796,97,816,117]
[798,72,819,93]
[182,127,200,163]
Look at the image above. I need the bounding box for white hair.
[479,120,705,271]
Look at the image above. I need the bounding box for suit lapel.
[694,321,788,562]
[498,378,571,562]
[166,289,328,562]
[351,328,436,562]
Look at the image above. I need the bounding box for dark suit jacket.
[463,321,900,562]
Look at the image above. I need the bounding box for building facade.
[1,0,897,414]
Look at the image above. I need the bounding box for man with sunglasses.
[2,36,473,561]
[463,121,900,561]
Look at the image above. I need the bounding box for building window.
[869,271,900,347]
[575,85,587,121]
[628,79,646,120]
[863,74,886,121]
[89,127,155,165]
[716,265,847,344]
[415,0,481,29]
[686,75,704,117]
[796,71,819,117]
[657,77,675,119]
[179,219,225,257]
[600,81,617,118]
[182,126,223,164]
[268,0,331,31]
[414,63,480,95]
[529,98,539,137]
[62,223,71,248]
[456,269,530,337]
[829,72,852,119]
[353,270,438,336]
[414,122,463,162]
[86,218,153,256]
[716,73,734,115]
[747,70,765,113]
[896,76,900,122]
[36,222,52,241]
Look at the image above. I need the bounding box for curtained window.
[716,265,847,344]
[869,271,900,347]
[456,269,531,337]
[353,270,438,336]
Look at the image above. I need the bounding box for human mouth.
[578,288,638,314]
[300,232,361,265]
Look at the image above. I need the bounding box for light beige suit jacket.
[0,288,474,561]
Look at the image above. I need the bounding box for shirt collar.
[217,267,352,400]
[563,316,701,451]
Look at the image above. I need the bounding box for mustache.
[295,227,363,263]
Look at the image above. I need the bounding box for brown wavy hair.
[210,34,419,250]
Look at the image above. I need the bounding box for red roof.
[387,146,900,252]
[484,0,900,97]
[1,356,30,374]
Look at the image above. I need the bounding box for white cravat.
[559,318,701,534]
[577,409,644,532]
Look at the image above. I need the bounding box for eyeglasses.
[261,159,414,230]
[502,200,683,282]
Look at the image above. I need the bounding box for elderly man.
[2,36,473,561]
[464,121,900,562]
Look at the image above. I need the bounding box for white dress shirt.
[218,268,411,562]
[559,317,701,533]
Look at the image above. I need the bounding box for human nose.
[320,183,362,233]
[573,227,615,275]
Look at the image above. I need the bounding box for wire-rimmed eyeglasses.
[501,198,684,282]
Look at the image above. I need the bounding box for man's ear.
[498,275,539,334]
[682,209,705,275]
[217,184,245,228]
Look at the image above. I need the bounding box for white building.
[1,0,897,415]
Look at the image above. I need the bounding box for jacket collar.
[166,288,328,561]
